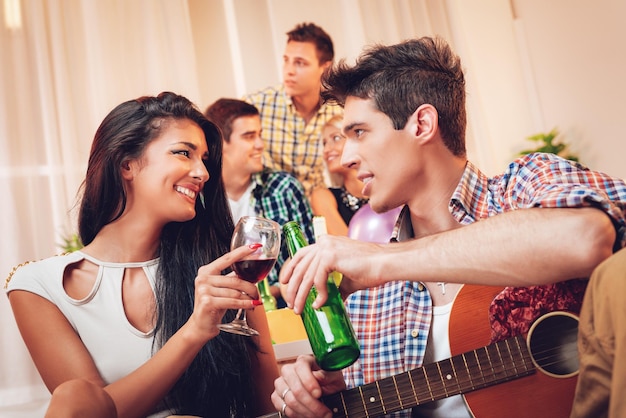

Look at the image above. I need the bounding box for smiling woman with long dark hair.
[6,92,278,417]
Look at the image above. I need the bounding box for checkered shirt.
[342,153,626,417]
[243,85,343,196]
[251,169,315,286]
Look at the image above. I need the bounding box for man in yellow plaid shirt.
[244,22,342,197]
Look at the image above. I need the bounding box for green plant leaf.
[517,127,580,163]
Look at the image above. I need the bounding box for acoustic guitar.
[261,284,579,418]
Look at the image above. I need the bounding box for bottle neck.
[283,222,309,257]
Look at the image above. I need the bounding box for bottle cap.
[312,216,328,242]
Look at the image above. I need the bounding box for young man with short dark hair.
[243,22,342,197]
[205,98,315,306]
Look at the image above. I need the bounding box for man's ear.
[407,104,438,144]
[320,60,332,73]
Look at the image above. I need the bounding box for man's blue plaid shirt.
[251,169,316,286]
[343,154,626,417]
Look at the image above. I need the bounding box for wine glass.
[218,216,281,336]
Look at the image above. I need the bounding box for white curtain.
[1,0,204,409]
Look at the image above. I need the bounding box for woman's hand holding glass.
[218,216,281,336]
[188,245,265,341]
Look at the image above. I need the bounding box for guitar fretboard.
[320,334,535,417]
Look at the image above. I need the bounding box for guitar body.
[449,285,578,418]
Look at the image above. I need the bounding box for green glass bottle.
[257,277,277,312]
[282,221,360,371]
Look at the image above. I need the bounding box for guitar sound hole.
[527,312,579,378]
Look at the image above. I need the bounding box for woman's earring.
[199,191,205,209]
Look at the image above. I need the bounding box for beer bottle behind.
[257,278,277,312]
[312,216,342,287]
[282,221,360,371]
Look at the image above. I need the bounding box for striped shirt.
[343,153,626,417]
[251,169,316,286]
[243,85,343,196]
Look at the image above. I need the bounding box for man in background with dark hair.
[205,98,315,307]
[243,22,342,198]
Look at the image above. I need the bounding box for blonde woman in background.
[310,115,368,235]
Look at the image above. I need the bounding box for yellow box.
[266,308,312,364]
[265,308,308,343]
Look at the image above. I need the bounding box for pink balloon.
[347,204,402,243]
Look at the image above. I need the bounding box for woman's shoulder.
[310,186,339,204]
[5,251,84,292]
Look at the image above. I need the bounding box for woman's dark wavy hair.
[322,36,467,157]
[77,92,256,416]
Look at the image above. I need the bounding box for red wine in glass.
[233,258,277,284]
[218,216,281,336]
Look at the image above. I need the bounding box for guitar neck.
[260,334,535,418]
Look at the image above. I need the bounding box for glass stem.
[236,308,246,322]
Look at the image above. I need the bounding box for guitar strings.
[325,336,536,416]
[324,329,578,418]
[524,328,579,374]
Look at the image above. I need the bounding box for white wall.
[191,0,625,178]
[451,0,626,178]
[514,0,625,179]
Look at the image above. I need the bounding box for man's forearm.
[379,207,616,287]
